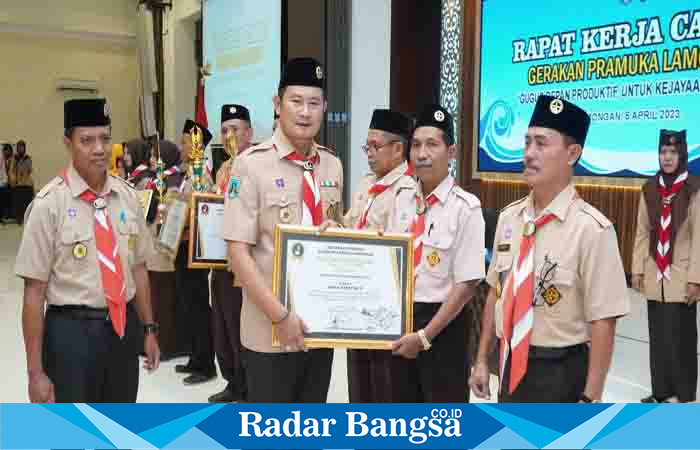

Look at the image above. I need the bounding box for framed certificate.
[272,225,414,350]
[188,193,228,269]
[157,193,188,255]
[136,189,153,220]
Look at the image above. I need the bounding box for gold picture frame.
[136,189,153,220]
[188,192,228,269]
[272,224,415,350]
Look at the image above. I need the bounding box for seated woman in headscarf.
[146,140,188,361]
[632,129,700,403]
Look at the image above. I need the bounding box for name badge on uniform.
[128,235,138,250]
[497,243,510,252]
[321,180,338,188]
[427,250,441,268]
[73,243,87,260]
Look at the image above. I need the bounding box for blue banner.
[478,0,700,177]
[2,403,700,449]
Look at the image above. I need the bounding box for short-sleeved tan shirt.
[486,183,630,347]
[15,165,153,307]
[389,176,485,303]
[219,129,344,353]
[343,161,417,231]
[631,190,700,302]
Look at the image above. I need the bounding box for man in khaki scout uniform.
[337,109,415,402]
[15,98,160,403]
[470,95,630,403]
[632,129,700,403]
[388,104,485,403]
[221,57,344,403]
[208,104,253,403]
[173,119,217,385]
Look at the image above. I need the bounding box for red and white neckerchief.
[145,165,180,190]
[408,193,438,270]
[128,164,149,181]
[408,178,454,270]
[61,169,127,338]
[356,164,414,230]
[283,150,322,226]
[499,210,557,394]
[656,171,688,281]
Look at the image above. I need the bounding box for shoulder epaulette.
[501,196,528,212]
[36,177,64,199]
[316,144,336,156]
[580,203,612,229]
[453,186,481,208]
[113,175,138,192]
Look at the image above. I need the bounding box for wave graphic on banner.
[478,100,700,177]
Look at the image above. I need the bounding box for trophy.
[189,125,206,193]
[225,129,239,159]
[153,133,167,225]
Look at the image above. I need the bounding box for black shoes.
[175,363,194,374]
[208,385,247,403]
[183,371,217,385]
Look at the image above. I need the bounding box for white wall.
[0,0,138,189]
[348,0,392,195]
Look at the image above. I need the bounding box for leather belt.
[529,343,588,360]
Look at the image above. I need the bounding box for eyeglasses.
[361,140,400,155]
[533,255,558,306]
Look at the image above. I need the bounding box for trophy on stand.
[189,125,206,193]
[153,133,167,225]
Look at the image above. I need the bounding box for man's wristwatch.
[579,393,600,403]
[417,329,432,351]
[144,322,160,336]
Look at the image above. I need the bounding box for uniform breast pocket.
[118,220,139,265]
[494,252,514,282]
[60,228,94,267]
[264,191,299,226]
[321,187,342,222]
[421,232,455,279]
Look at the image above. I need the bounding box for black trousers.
[347,349,393,403]
[12,185,33,224]
[43,303,141,403]
[0,185,11,220]
[499,344,589,403]
[243,348,333,403]
[149,270,189,358]
[175,241,215,374]
[211,269,247,395]
[648,301,698,402]
[391,303,469,403]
